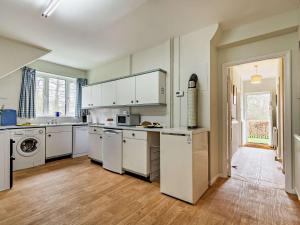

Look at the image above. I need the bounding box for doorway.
[225,56,288,190]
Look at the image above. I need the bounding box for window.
[35,72,77,117]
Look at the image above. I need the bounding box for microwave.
[116,114,140,126]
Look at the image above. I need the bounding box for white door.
[135,72,159,105]
[116,77,136,105]
[101,81,117,106]
[82,86,91,108]
[46,132,72,159]
[91,84,102,107]
[122,138,148,176]
[160,133,193,203]
[89,133,103,162]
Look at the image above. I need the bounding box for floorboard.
[0,157,299,225]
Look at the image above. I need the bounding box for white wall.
[0,36,50,79]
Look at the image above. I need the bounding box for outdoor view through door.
[228,57,285,190]
[245,92,272,147]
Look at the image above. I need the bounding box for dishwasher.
[102,129,123,174]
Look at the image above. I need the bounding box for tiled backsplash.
[89,106,167,126]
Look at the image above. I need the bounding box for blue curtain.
[18,67,36,118]
[75,78,88,117]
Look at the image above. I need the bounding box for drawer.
[89,127,103,134]
[123,130,147,140]
[46,126,72,133]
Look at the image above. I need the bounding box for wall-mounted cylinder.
[187,74,198,128]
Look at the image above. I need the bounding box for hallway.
[231,147,285,189]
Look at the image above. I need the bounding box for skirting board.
[210,173,221,185]
[295,188,300,201]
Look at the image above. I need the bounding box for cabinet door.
[0,131,9,191]
[135,71,166,105]
[89,133,103,162]
[101,81,117,106]
[91,84,102,107]
[122,138,149,176]
[116,77,136,105]
[73,126,89,157]
[82,86,91,108]
[46,132,72,159]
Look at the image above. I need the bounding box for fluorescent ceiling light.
[42,0,61,18]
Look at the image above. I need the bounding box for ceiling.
[233,58,281,81]
[0,0,298,70]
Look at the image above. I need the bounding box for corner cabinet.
[82,70,166,109]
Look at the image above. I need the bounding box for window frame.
[36,71,77,118]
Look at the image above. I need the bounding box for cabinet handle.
[100,136,102,139]
[131,100,134,104]
[48,134,51,137]
[94,129,97,132]
[113,102,116,105]
[123,140,126,143]
[136,100,139,103]
[132,133,135,137]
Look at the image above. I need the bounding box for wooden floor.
[0,157,299,225]
[231,147,285,189]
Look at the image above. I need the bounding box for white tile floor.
[231,147,285,189]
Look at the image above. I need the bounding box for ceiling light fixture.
[42,0,61,18]
[250,65,262,84]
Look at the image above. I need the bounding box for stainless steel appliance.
[102,129,123,174]
[116,114,140,126]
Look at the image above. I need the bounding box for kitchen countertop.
[0,122,88,130]
[89,124,163,132]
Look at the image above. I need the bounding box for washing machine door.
[17,137,40,157]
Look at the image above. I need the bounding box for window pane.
[68,81,76,117]
[48,78,66,116]
[35,76,44,116]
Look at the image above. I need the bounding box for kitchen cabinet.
[122,130,159,178]
[82,70,166,108]
[88,127,103,162]
[101,81,117,106]
[135,71,166,105]
[46,126,73,159]
[82,84,102,108]
[116,77,136,105]
[0,131,9,192]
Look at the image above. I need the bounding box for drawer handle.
[113,102,116,104]
[100,136,102,139]
[132,133,135,137]
[136,100,139,103]
[123,140,126,143]
[131,100,134,103]
[48,134,51,137]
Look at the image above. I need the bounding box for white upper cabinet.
[135,71,166,105]
[116,77,136,106]
[101,81,117,106]
[82,70,166,108]
[82,86,91,108]
[82,85,102,108]
[91,84,102,107]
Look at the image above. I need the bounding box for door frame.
[243,91,273,146]
[222,51,293,193]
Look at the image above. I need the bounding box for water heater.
[187,74,198,128]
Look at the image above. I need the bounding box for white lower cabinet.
[123,137,148,176]
[46,126,73,159]
[122,130,159,178]
[0,131,10,192]
[88,127,103,162]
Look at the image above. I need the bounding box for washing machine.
[10,128,45,171]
